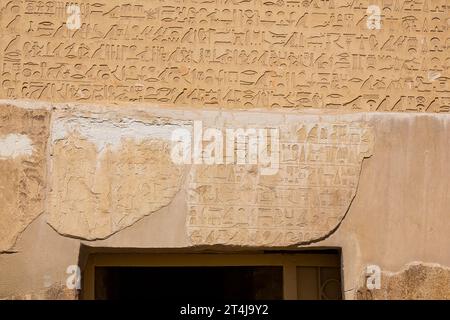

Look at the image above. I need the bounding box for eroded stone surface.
[46,108,374,244]
[187,121,374,246]
[357,262,450,300]
[0,104,49,252]
[48,113,186,240]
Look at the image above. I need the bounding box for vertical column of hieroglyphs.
[186,122,374,246]
[0,0,448,111]
[0,0,23,99]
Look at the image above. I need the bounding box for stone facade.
[0,0,449,300]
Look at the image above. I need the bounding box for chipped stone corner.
[356,262,450,300]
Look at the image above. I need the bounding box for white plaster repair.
[52,117,185,154]
[0,134,34,159]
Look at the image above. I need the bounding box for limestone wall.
[0,0,449,300]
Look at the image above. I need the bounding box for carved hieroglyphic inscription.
[187,121,374,246]
[0,0,449,111]
[0,104,49,252]
[48,115,185,240]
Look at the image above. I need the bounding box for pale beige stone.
[1,104,449,300]
[0,0,449,300]
[2,283,78,300]
[48,113,186,240]
[46,107,374,244]
[0,104,49,252]
[357,263,450,300]
[187,121,374,246]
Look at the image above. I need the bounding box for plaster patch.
[0,134,34,159]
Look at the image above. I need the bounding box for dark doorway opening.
[81,250,343,300]
[95,266,283,300]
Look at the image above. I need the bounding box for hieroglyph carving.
[187,121,374,246]
[0,0,448,111]
[357,262,450,300]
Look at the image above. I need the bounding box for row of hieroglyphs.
[0,0,449,111]
[186,121,374,246]
[48,113,374,245]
